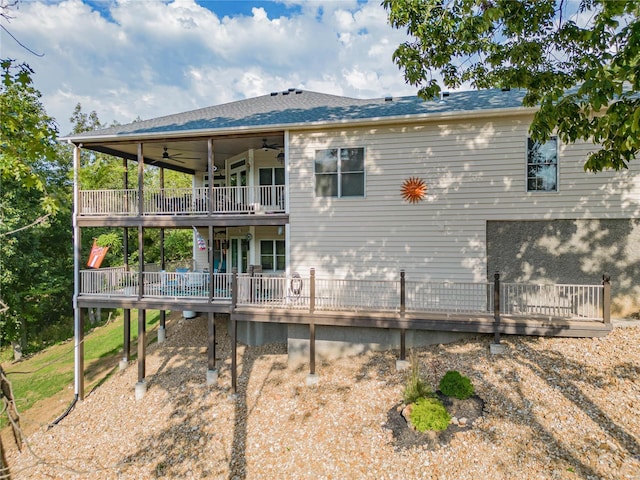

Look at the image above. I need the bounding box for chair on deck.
[176,268,189,290]
[160,270,179,295]
[185,270,207,295]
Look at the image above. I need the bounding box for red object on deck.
[87,239,109,268]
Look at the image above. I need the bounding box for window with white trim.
[259,167,285,208]
[527,137,558,192]
[314,147,365,197]
[260,240,286,271]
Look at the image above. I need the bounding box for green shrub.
[439,370,475,400]
[403,353,433,404]
[410,397,451,432]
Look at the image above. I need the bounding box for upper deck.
[77,185,288,227]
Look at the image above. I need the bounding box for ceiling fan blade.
[262,139,282,150]
[161,147,199,163]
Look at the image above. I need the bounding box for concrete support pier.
[207,369,218,386]
[135,380,147,400]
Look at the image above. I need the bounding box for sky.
[1,0,421,135]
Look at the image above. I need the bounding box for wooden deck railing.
[81,267,138,295]
[78,185,286,216]
[79,269,609,322]
[80,189,138,215]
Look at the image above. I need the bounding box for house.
[65,88,640,397]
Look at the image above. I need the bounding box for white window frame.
[526,136,558,192]
[259,239,286,272]
[314,147,365,198]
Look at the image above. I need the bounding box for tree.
[383,0,640,171]
[1,59,61,212]
[0,59,72,353]
[0,148,73,353]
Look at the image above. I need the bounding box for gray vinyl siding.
[286,115,640,283]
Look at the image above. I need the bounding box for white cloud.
[1,0,417,134]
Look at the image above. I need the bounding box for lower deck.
[73,273,612,399]
[78,270,612,338]
[77,297,612,339]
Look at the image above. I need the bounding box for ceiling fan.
[261,139,282,151]
[161,146,199,163]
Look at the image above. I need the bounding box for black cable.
[47,394,78,429]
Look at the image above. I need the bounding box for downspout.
[283,130,291,278]
[72,143,83,400]
[52,141,82,427]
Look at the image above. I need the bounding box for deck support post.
[208,224,214,302]
[74,308,85,400]
[158,311,166,343]
[207,139,214,214]
[602,274,611,325]
[137,226,144,299]
[123,156,129,273]
[306,268,319,385]
[231,316,237,395]
[231,269,238,395]
[158,182,166,342]
[399,270,406,362]
[490,272,506,355]
[493,272,501,344]
[136,309,146,399]
[137,143,144,215]
[120,309,131,370]
[207,312,218,385]
[309,268,315,314]
[309,320,316,375]
[123,156,129,272]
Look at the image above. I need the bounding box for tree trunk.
[10,343,21,362]
[19,317,27,358]
[0,434,9,480]
[0,364,22,478]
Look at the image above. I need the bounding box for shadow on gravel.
[227,335,288,480]
[118,314,288,479]
[515,344,640,459]
[119,314,222,478]
[108,317,639,479]
[463,337,639,479]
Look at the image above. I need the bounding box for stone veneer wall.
[487,219,640,318]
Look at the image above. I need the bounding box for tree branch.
[0,213,51,237]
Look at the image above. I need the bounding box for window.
[259,167,285,208]
[527,137,558,192]
[315,147,365,197]
[203,174,225,188]
[260,240,286,271]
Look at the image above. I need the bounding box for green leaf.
[383,0,640,171]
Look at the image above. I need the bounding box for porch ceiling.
[80,133,284,173]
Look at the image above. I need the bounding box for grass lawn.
[0,310,161,427]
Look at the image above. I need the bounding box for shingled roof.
[67,88,530,141]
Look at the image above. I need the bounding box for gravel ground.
[5,315,640,480]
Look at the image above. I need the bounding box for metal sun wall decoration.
[401,177,427,203]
